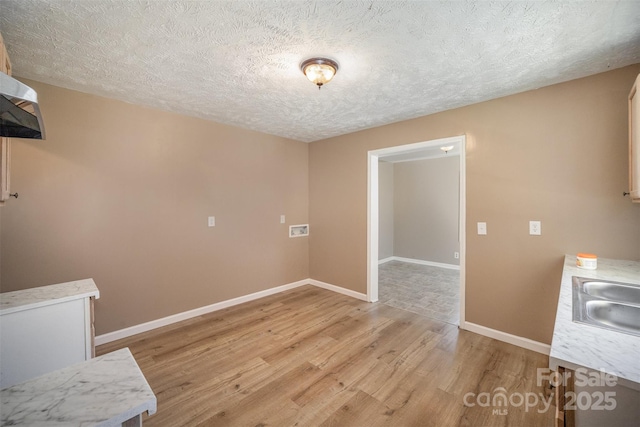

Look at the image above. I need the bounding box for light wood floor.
[97,286,554,426]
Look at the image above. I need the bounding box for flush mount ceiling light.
[440,145,454,154]
[300,57,339,89]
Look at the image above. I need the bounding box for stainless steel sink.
[573,277,640,337]
[582,281,640,304]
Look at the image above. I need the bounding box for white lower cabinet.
[0,279,99,389]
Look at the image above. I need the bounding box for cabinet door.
[0,32,10,75]
[554,366,576,427]
[0,139,10,202]
[0,299,89,388]
[0,32,12,204]
[630,74,640,203]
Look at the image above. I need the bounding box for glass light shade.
[440,145,454,152]
[304,63,335,85]
[301,58,339,87]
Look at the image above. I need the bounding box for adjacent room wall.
[378,161,394,260]
[309,64,640,344]
[0,80,310,335]
[393,156,459,265]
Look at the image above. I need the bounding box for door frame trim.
[367,135,466,327]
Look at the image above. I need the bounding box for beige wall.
[378,161,394,260]
[394,156,459,265]
[3,65,639,345]
[309,65,640,344]
[0,80,309,335]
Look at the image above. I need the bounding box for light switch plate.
[477,222,487,235]
[280,215,285,224]
[208,216,215,227]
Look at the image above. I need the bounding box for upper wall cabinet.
[630,73,640,203]
[0,33,12,205]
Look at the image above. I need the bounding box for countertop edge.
[1,347,157,425]
[96,399,157,427]
[0,279,100,315]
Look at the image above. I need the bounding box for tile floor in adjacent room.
[378,260,460,325]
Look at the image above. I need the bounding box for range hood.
[0,72,46,139]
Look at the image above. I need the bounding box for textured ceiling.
[1,1,639,143]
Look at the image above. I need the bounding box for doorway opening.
[367,135,466,326]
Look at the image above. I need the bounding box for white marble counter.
[550,255,640,390]
[0,278,100,315]
[1,347,156,426]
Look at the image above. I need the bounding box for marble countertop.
[549,255,640,390]
[1,347,156,426]
[0,278,100,315]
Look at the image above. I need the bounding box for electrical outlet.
[529,221,541,235]
[477,222,487,235]
[280,215,285,224]
[454,251,459,259]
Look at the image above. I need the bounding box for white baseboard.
[95,279,310,346]
[378,257,394,265]
[96,278,369,345]
[308,279,369,301]
[462,321,551,355]
[388,256,460,271]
